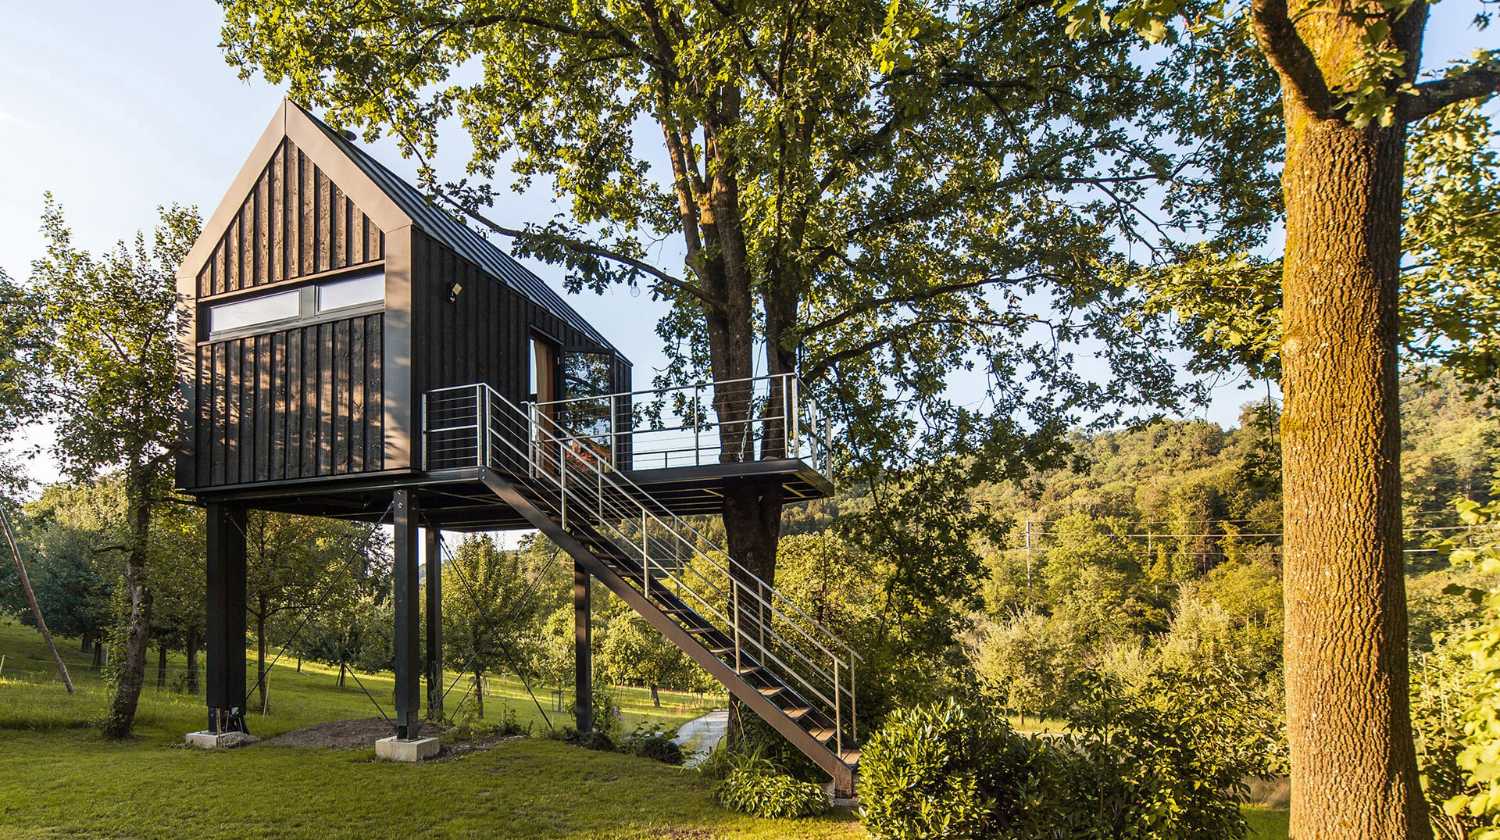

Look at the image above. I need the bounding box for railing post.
[834,656,843,757]
[559,445,568,530]
[527,402,538,479]
[850,655,857,743]
[692,385,702,467]
[479,385,491,469]
[758,579,766,651]
[641,510,650,600]
[420,392,429,470]
[732,583,741,672]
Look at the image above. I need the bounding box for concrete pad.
[375,735,440,762]
[185,730,257,750]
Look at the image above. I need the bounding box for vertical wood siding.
[194,138,386,298]
[193,314,384,487]
[408,230,629,466]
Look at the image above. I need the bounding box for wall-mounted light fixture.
[447,281,464,303]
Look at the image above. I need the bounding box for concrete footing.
[185,730,257,750]
[375,735,440,762]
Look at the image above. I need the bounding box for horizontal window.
[206,272,385,339]
[208,289,300,335]
[317,273,384,312]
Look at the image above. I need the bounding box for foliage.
[598,612,693,707]
[1425,491,1500,837]
[618,722,685,765]
[715,748,830,820]
[442,536,551,711]
[861,669,1277,840]
[859,694,1056,839]
[449,705,530,741]
[28,196,200,738]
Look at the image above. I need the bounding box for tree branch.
[1401,60,1500,123]
[1250,0,1335,118]
[439,196,726,315]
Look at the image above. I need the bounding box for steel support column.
[574,560,592,733]
[424,525,443,722]
[205,502,247,734]
[393,489,421,738]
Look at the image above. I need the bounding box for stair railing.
[423,382,858,757]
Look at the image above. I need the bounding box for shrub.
[860,676,1267,840]
[619,722,684,765]
[448,705,529,741]
[859,693,1057,840]
[715,749,829,819]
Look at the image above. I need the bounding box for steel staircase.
[424,384,860,792]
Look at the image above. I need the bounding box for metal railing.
[422,381,859,760]
[534,373,834,481]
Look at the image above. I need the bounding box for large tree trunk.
[102,469,152,738]
[1278,99,1429,839]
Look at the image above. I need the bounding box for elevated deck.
[195,374,834,529]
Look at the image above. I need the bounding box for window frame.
[201,269,386,342]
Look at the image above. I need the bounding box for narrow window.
[207,289,300,335]
[317,272,384,313]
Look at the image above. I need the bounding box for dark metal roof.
[304,108,619,352]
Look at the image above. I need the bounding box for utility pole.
[1024,519,1033,602]
[1,505,74,693]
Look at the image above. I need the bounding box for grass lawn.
[1,618,863,839]
[1244,806,1290,839]
[0,618,1290,839]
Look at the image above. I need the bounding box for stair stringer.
[478,468,855,792]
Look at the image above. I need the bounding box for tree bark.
[157,644,168,689]
[1277,88,1430,840]
[475,670,485,719]
[650,683,660,708]
[102,467,152,738]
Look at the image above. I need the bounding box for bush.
[619,722,684,765]
[448,705,529,741]
[859,693,1058,840]
[714,749,828,819]
[860,676,1267,840]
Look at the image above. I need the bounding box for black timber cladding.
[410,228,631,411]
[307,113,619,353]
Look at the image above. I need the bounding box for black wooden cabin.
[177,99,857,793]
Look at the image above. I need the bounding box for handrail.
[421,380,859,756]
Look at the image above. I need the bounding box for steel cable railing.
[535,373,834,479]
[422,382,858,758]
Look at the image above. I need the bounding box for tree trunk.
[102,469,152,738]
[81,634,92,653]
[650,683,660,708]
[156,644,168,689]
[1278,102,1429,840]
[0,505,74,693]
[255,597,268,714]
[338,661,346,689]
[475,670,485,719]
[92,640,105,668]
[185,627,199,696]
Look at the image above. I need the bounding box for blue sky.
[0,1,1492,489]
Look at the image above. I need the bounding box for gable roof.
[297,104,618,352]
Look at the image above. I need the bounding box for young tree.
[599,612,692,707]
[1052,0,1499,831]
[244,511,377,712]
[442,536,549,718]
[30,197,199,737]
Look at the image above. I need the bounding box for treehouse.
[175,99,857,792]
